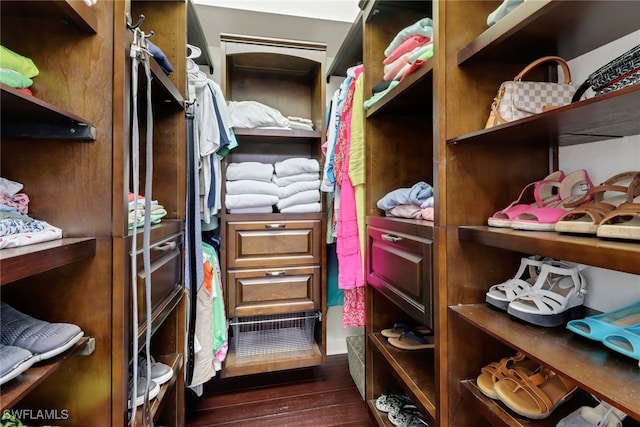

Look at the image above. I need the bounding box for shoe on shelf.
[381,322,432,339]
[566,300,640,342]
[387,329,435,350]
[493,366,578,419]
[485,255,549,311]
[138,354,173,386]
[557,397,627,427]
[476,351,539,400]
[555,171,640,235]
[0,343,35,385]
[510,169,594,231]
[388,405,426,427]
[602,324,640,362]
[488,170,565,228]
[596,189,640,242]
[128,375,160,409]
[0,302,84,362]
[375,392,413,414]
[506,261,587,327]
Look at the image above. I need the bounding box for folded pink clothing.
[383,35,431,65]
[383,53,410,81]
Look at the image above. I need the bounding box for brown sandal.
[555,171,640,235]
[476,352,539,399]
[493,366,578,419]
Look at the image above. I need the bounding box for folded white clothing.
[225,194,278,210]
[287,116,313,124]
[228,100,290,129]
[229,206,274,214]
[272,172,321,187]
[275,158,320,177]
[279,202,322,214]
[288,121,314,131]
[278,180,321,199]
[277,190,320,211]
[225,180,280,196]
[226,162,274,182]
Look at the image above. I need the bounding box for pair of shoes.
[478,354,578,419]
[374,393,428,426]
[127,353,173,408]
[567,300,640,364]
[488,170,594,231]
[0,343,35,386]
[384,327,434,351]
[486,257,587,327]
[557,396,627,427]
[556,171,640,236]
[128,375,160,409]
[138,354,173,386]
[0,302,84,383]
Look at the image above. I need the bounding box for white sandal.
[486,256,546,311]
[507,262,587,327]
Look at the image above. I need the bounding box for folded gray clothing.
[229,206,273,214]
[279,202,322,214]
[0,302,84,362]
[275,158,320,177]
[226,162,274,182]
[0,343,35,385]
[225,179,279,196]
[272,172,320,187]
[225,194,278,210]
[277,190,320,210]
[278,180,321,199]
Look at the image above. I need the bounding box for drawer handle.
[154,241,177,252]
[265,271,286,277]
[382,233,403,243]
[265,223,286,229]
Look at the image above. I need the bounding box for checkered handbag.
[572,44,640,102]
[485,56,576,128]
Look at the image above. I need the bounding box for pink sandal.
[488,171,565,228]
[510,170,594,231]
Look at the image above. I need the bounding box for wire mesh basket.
[230,311,319,358]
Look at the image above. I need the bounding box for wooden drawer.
[227,219,321,269]
[367,223,433,329]
[227,265,321,317]
[132,232,183,321]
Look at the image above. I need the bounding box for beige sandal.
[493,366,578,419]
[476,352,539,400]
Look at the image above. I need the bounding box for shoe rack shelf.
[0,238,96,285]
[0,0,98,34]
[0,337,90,412]
[452,304,640,420]
[458,226,640,276]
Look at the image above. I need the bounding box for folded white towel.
[277,190,320,211]
[272,172,320,187]
[226,162,274,182]
[287,116,313,124]
[225,194,278,209]
[225,180,279,196]
[288,122,314,131]
[275,158,320,177]
[229,206,273,214]
[280,202,322,214]
[278,180,321,199]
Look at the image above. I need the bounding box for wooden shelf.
[366,59,433,117]
[0,337,90,411]
[135,353,184,426]
[0,84,96,140]
[187,0,214,75]
[369,332,437,424]
[137,287,184,341]
[148,59,184,110]
[326,11,363,81]
[367,216,435,237]
[0,238,96,286]
[0,0,98,34]
[457,0,640,65]
[232,127,322,140]
[447,84,640,147]
[451,304,640,420]
[222,342,323,378]
[457,226,640,276]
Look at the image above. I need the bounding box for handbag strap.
[514,55,572,84]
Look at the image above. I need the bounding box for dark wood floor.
[185,354,375,427]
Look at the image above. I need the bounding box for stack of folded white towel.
[273,158,321,213]
[287,116,314,131]
[225,162,278,214]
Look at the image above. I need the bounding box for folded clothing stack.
[377,181,435,221]
[274,158,321,213]
[225,162,278,214]
[128,193,168,229]
[287,116,314,131]
[0,302,84,385]
[0,45,39,92]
